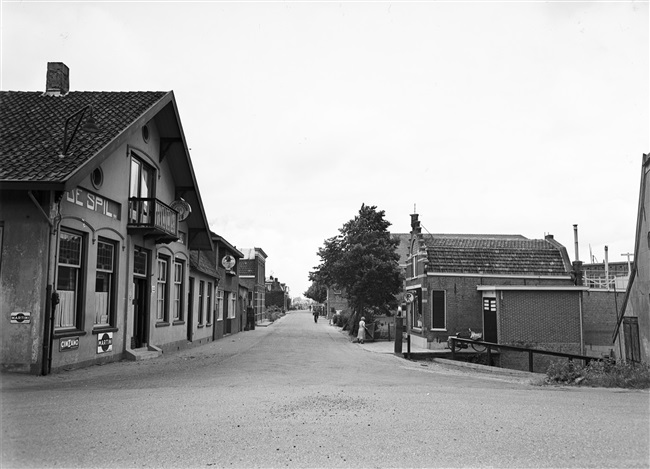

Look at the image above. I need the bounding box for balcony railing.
[128,198,178,242]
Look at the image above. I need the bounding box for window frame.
[198,280,205,325]
[216,289,224,321]
[94,238,117,328]
[229,295,236,319]
[430,290,446,331]
[206,282,213,325]
[172,260,184,322]
[55,229,86,332]
[156,255,169,323]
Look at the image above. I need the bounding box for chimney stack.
[45,62,69,95]
[410,213,421,234]
[573,224,579,262]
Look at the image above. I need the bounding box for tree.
[310,204,403,333]
[304,281,327,304]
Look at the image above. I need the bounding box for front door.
[132,246,149,349]
[133,278,148,348]
[483,297,497,343]
[187,277,195,341]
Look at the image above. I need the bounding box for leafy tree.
[303,281,327,304]
[310,204,403,333]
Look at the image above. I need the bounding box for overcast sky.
[2,1,648,298]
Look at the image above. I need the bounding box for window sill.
[53,329,87,338]
[198,324,204,328]
[172,320,185,326]
[206,323,212,327]
[92,327,119,334]
[155,321,170,328]
[430,329,447,332]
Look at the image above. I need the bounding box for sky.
[2,1,648,298]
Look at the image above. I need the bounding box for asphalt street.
[1,310,648,468]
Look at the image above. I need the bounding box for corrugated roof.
[0,90,167,184]
[421,234,568,276]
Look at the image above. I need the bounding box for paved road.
[2,310,648,468]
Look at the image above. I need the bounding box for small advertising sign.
[60,337,80,352]
[10,312,31,324]
[97,332,113,354]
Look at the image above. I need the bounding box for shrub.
[545,359,650,388]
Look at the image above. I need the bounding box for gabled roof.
[210,231,244,258]
[190,250,220,279]
[421,234,569,276]
[0,88,213,250]
[0,91,166,186]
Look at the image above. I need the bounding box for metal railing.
[128,198,178,238]
[449,337,602,373]
[583,273,629,290]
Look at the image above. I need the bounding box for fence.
[449,337,602,373]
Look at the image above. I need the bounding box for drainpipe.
[604,246,609,290]
[578,291,584,355]
[29,190,59,376]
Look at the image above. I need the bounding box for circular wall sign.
[404,292,415,303]
[222,255,236,270]
[170,198,192,221]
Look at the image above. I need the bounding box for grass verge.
[545,359,650,389]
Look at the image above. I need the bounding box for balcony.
[127,198,179,244]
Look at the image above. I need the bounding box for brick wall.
[581,290,623,352]
[498,291,581,372]
[423,276,572,342]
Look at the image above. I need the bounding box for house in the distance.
[211,232,245,336]
[238,248,267,325]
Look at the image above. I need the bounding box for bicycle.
[447,328,487,353]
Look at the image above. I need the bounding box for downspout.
[29,190,60,376]
[578,292,584,355]
[604,246,609,290]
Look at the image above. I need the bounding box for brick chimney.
[45,62,69,95]
[410,213,421,235]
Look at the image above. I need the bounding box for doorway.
[483,297,498,343]
[133,278,148,348]
[187,277,195,341]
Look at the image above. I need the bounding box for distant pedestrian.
[313,310,318,323]
[357,316,366,344]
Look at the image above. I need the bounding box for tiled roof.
[0,91,167,184]
[421,234,568,276]
[190,250,220,279]
[238,259,256,276]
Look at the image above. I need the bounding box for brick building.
[405,214,587,366]
[238,248,267,324]
[211,232,245,337]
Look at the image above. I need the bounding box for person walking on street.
[313,310,318,323]
[358,316,366,344]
